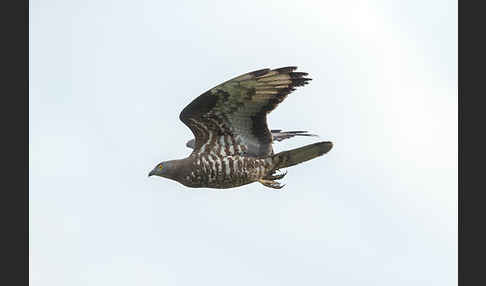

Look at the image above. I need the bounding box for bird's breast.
[181,154,272,188]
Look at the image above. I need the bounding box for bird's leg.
[262,170,287,181]
[258,179,285,190]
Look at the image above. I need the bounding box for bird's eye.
[158,165,163,169]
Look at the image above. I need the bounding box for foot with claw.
[258,179,286,189]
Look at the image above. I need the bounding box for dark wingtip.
[286,130,309,134]
[291,77,311,87]
[289,72,309,78]
[249,68,271,77]
[287,130,319,137]
[274,66,298,73]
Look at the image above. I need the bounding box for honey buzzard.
[148,67,333,189]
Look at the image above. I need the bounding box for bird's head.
[148,160,176,178]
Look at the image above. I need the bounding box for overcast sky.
[30,0,457,285]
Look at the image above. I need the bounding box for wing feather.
[179,67,311,157]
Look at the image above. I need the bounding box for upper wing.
[179,67,311,158]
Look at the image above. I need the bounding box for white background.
[30,0,457,285]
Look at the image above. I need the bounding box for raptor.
[148,67,333,189]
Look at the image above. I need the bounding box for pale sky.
[30,0,457,285]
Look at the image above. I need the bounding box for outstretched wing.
[185,130,317,149]
[179,67,311,158]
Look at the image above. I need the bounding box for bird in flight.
[148,66,333,189]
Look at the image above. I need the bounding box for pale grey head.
[148,160,178,179]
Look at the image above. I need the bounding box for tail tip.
[319,141,333,154]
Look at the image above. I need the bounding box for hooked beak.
[148,169,155,177]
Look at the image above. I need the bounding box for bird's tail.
[271,141,333,169]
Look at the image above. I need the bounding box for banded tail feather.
[272,141,333,169]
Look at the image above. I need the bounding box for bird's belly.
[182,155,271,189]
